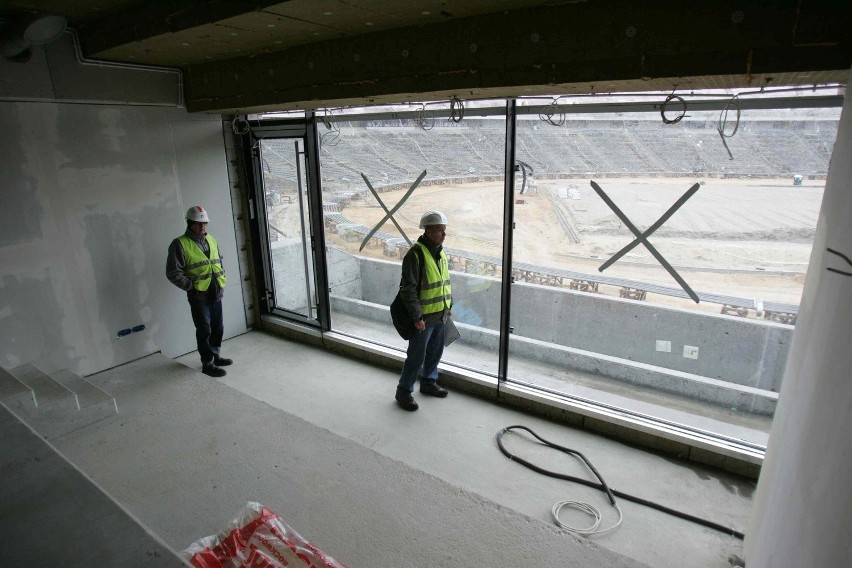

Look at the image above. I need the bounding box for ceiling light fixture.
[0,14,68,61]
[1,12,67,61]
[23,14,66,44]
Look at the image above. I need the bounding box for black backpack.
[390,246,425,340]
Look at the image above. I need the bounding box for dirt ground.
[310,177,824,311]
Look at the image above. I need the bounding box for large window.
[252,90,841,452]
[506,99,838,448]
[318,104,508,376]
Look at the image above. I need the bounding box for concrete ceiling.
[2,0,850,113]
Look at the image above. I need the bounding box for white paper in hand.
[444,317,461,346]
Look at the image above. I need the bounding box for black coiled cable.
[496,425,745,540]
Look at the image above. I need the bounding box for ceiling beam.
[170,0,849,113]
[77,0,289,55]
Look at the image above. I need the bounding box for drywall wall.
[0,101,246,376]
[0,19,242,376]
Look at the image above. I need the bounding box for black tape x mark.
[590,180,701,303]
[359,170,426,252]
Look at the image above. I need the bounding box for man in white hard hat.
[166,205,233,377]
[394,210,453,411]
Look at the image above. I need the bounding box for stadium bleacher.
[312,119,836,189]
[323,213,800,321]
[273,117,837,324]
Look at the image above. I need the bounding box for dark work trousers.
[396,320,445,396]
[188,293,223,366]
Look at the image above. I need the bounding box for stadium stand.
[323,211,800,319]
[318,119,836,183]
[278,117,837,323]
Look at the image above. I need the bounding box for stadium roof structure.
[1,0,849,113]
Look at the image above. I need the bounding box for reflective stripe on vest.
[415,242,452,315]
[178,234,227,291]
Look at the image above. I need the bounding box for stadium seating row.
[262,119,834,195]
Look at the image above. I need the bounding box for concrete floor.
[0,406,185,566]
[6,330,754,567]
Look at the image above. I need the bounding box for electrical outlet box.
[656,340,671,353]
[683,345,699,359]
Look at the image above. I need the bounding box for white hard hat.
[419,210,448,229]
[185,206,210,223]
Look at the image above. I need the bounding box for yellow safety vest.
[415,242,452,315]
[178,234,227,291]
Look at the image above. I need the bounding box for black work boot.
[214,357,233,366]
[420,381,448,398]
[202,364,227,378]
[395,393,419,411]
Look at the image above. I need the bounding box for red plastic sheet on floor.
[181,502,349,568]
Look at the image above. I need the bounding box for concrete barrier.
[330,294,778,414]
[263,245,789,411]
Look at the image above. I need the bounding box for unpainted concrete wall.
[329,250,792,391]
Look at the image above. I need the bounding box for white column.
[746,77,852,567]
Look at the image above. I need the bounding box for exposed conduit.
[65,28,184,108]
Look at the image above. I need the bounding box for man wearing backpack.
[394,211,453,411]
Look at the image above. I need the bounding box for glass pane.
[319,106,507,376]
[508,99,840,448]
[259,138,317,320]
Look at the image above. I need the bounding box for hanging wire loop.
[660,94,687,124]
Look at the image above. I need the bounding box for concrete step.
[50,369,118,414]
[0,366,36,407]
[1,405,187,566]
[3,364,118,440]
[9,364,78,410]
